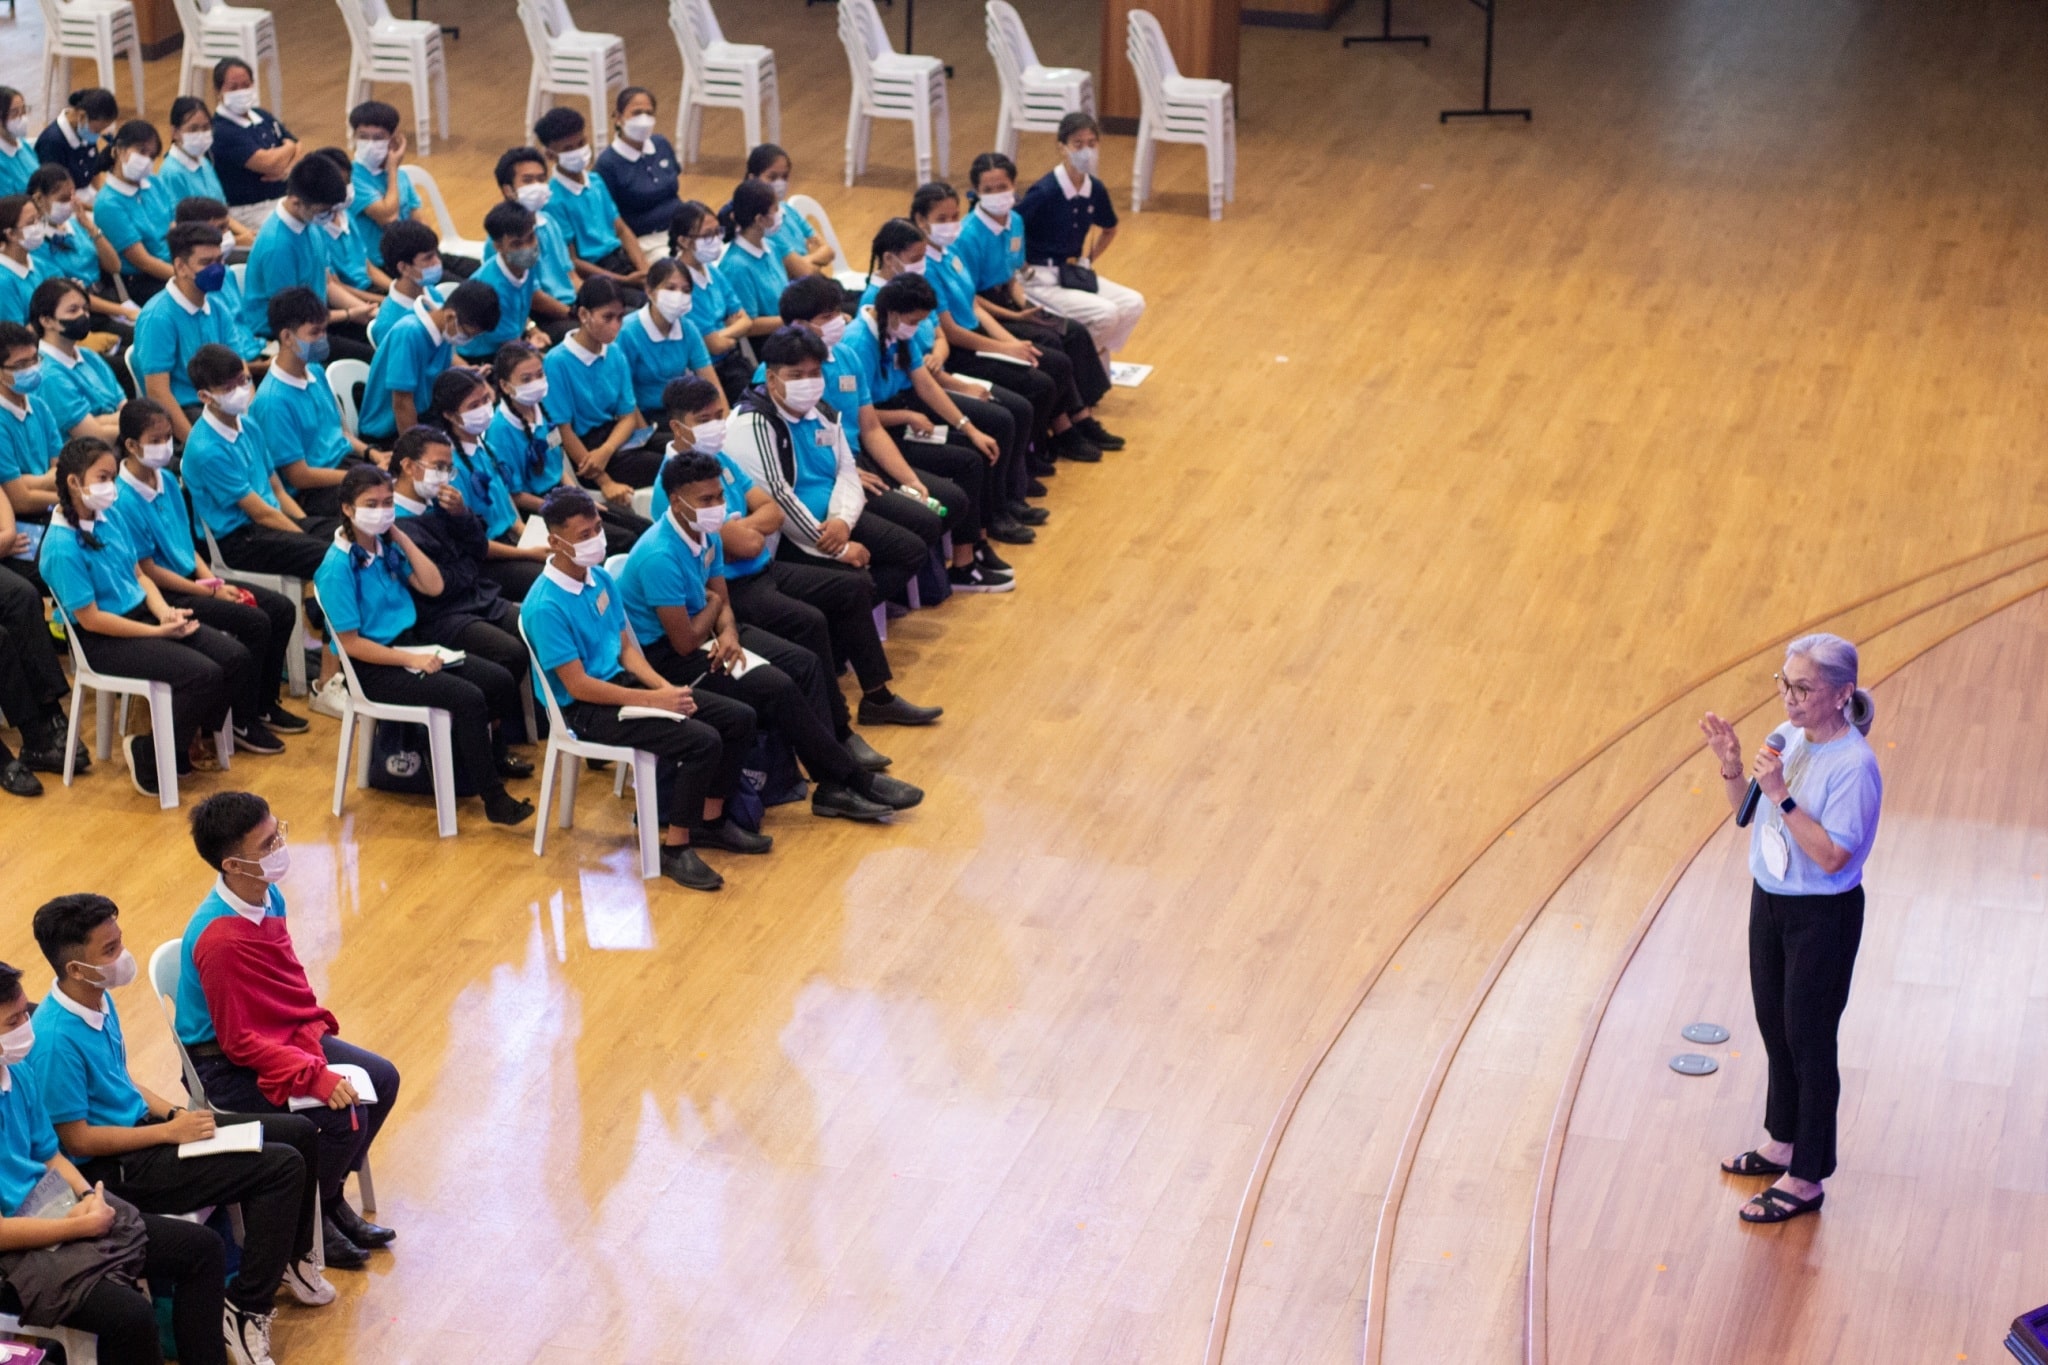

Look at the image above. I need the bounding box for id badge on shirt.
[1761,820,1791,880]
[813,425,835,446]
[595,590,610,616]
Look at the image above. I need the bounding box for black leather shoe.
[331,1200,394,1248]
[862,774,924,810]
[1029,456,1058,478]
[1052,430,1102,463]
[484,792,536,826]
[17,740,72,775]
[0,759,42,797]
[661,846,724,891]
[843,733,891,771]
[690,821,773,854]
[987,516,1037,545]
[858,694,943,727]
[1006,500,1050,526]
[496,752,535,779]
[1076,417,1124,450]
[321,1224,369,1270]
[811,784,894,822]
[1026,477,1050,497]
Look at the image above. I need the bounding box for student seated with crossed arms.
[28,892,335,1360]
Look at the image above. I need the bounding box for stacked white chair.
[518,0,627,135]
[668,0,780,168]
[836,0,950,187]
[57,601,233,811]
[35,0,145,120]
[984,0,1093,160]
[335,0,451,155]
[172,0,285,120]
[316,586,460,838]
[1125,8,1236,221]
[520,616,664,880]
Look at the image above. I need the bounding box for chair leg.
[526,68,544,134]
[765,80,781,144]
[412,67,434,159]
[872,602,888,642]
[845,97,862,186]
[354,708,374,789]
[62,682,84,788]
[97,690,117,761]
[532,746,558,855]
[995,103,1016,161]
[556,753,580,829]
[266,47,284,122]
[434,61,451,150]
[215,711,233,772]
[285,598,308,698]
[125,41,145,118]
[332,709,355,816]
[742,76,761,148]
[425,711,457,838]
[354,1160,377,1214]
[912,106,932,186]
[934,89,951,178]
[631,752,661,878]
[612,758,628,797]
[148,685,178,810]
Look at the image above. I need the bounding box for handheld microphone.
[1735,732,1787,828]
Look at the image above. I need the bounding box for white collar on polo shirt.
[38,340,82,369]
[216,106,258,128]
[0,253,32,280]
[608,138,643,163]
[214,875,269,924]
[563,335,604,365]
[105,175,143,198]
[0,391,28,419]
[639,305,682,343]
[169,145,203,171]
[277,204,308,234]
[394,490,428,514]
[47,982,105,1031]
[202,408,241,443]
[1055,163,1092,200]
[542,561,586,594]
[58,117,84,151]
[268,362,309,390]
[551,169,586,194]
[119,464,161,501]
[734,235,767,259]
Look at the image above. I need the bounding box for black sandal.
[1739,1186,1824,1224]
[1721,1150,1789,1176]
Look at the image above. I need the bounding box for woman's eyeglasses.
[1774,673,1817,702]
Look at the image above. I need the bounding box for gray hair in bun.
[1786,632,1875,735]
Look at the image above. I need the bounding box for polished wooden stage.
[3,0,2047,1360]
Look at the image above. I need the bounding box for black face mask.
[58,315,92,342]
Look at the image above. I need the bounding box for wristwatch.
[1779,797,1797,814]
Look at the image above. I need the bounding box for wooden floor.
[1,0,2047,1361]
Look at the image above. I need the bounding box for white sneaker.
[281,1257,337,1306]
[224,1302,277,1365]
[307,674,350,721]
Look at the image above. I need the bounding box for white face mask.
[220,229,235,254]
[2,117,27,143]
[121,151,154,183]
[769,178,791,200]
[692,236,722,265]
[458,405,492,435]
[1066,145,1099,176]
[898,256,927,277]
[0,1020,33,1067]
[621,114,656,143]
[567,531,606,567]
[415,468,451,497]
[19,222,47,251]
[691,503,728,535]
[887,318,919,343]
[180,129,214,158]
[140,440,174,469]
[556,146,590,174]
[653,288,692,322]
[780,375,826,415]
[79,948,138,991]
[516,182,551,213]
[926,220,961,247]
[222,89,257,117]
[354,138,389,171]
[211,382,253,417]
[352,504,395,536]
[688,417,727,454]
[512,377,549,408]
[81,480,119,514]
[45,201,73,228]
[978,190,1015,218]
[236,846,289,883]
[817,314,847,347]
[321,210,348,239]
[765,209,784,236]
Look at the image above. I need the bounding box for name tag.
[594,590,610,615]
[813,426,835,445]
[1010,236,1022,251]
[838,375,858,393]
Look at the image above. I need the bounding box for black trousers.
[164,584,296,719]
[482,551,545,601]
[1749,882,1865,1182]
[561,678,729,830]
[776,514,926,610]
[77,611,249,775]
[323,321,375,365]
[214,516,345,582]
[645,628,862,788]
[878,390,1019,532]
[951,348,1063,459]
[0,554,48,602]
[428,614,533,742]
[0,562,67,726]
[1007,311,1111,407]
[726,561,889,727]
[82,1112,318,1312]
[860,481,947,554]
[712,349,754,404]
[575,426,665,490]
[349,634,519,799]
[0,1211,226,1365]
[193,1035,400,1207]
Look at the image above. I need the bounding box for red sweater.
[193,912,343,1105]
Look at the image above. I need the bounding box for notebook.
[288,1063,378,1111]
[178,1121,265,1160]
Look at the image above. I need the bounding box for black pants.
[82,1112,318,1312]
[0,553,47,602]
[121,272,167,306]
[712,349,754,405]
[349,635,519,799]
[323,320,375,365]
[193,1035,400,1207]
[1006,310,1111,407]
[78,611,249,776]
[0,562,67,728]
[575,425,664,490]
[1749,882,1865,1182]
[434,614,533,742]
[561,678,730,830]
[214,517,345,581]
[878,391,1018,533]
[860,481,947,555]
[726,561,889,730]
[645,629,861,788]
[164,584,296,720]
[775,518,923,611]
[951,348,1063,463]
[482,551,545,601]
[0,1211,226,1365]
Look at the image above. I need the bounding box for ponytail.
[1845,688,1875,736]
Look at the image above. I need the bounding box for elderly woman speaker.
[1699,633,1882,1224]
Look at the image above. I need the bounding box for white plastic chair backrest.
[34,0,67,35]
[687,0,726,47]
[602,552,628,579]
[399,164,461,246]
[515,0,553,62]
[785,194,845,273]
[360,0,399,27]
[171,0,206,40]
[985,2,1024,96]
[1127,10,1174,106]
[313,582,376,702]
[333,0,372,51]
[325,357,367,438]
[52,599,94,677]
[148,939,213,1107]
[844,0,894,62]
[836,0,878,88]
[517,612,575,740]
[668,0,706,68]
[988,1,1040,74]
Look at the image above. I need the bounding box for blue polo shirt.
[748,338,873,444]
[210,107,293,208]
[0,394,60,484]
[242,206,331,339]
[715,454,771,578]
[837,307,936,410]
[0,253,50,325]
[40,512,145,617]
[370,284,444,347]
[177,881,287,1046]
[594,137,682,238]
[28,989,152,1135]
[133,283,244,406]
[522,562,628,706]
[35,343,123,437]
[213,270,268,363]
[542,335,639,437]
[95,176,175,273]
[314,532,415,647]
[456,255,534,361]
[358,310,453,442]
[683,261,744,335]
[925,247,982,331]
[483,405,568,499]
[0,1065,62,1216]
[767,204,815,265]
[249,363,351,474]
[451,437,518,538]
[323,218,372,291]
[105,465,202,577]
[181,411,281,536]
[614,303,711,415]
[348,161,421,270]
[33,221,102,288]
[953,205,1025,293]
[618,507,722,647]
[156,146,228,208]
[546,170,624,261]
[714,235,789,322]
[0,138,39,198]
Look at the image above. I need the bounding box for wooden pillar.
[131,0,185,60]
[1099,0,1240,134]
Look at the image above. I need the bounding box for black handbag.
[1057,260,1099,292]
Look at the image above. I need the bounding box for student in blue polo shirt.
[670,199,758,400]
[346,100,477,290]
[169,198,265,365]
[422,365,548,600]
[594,87,683,240]
[132,222,242,440]
[614,258,720,423]
[252,287,375,517]
[209,57,299,221]
[0,194,52,325]
[483,340,572,506]
[158,97,249,248]
[0,89,39,196]
[241,154,378,361]
[26,167,114,307]
[0,323,61,536]
[544,276,654,499]
[32,88,117,192]
[28,278,122,443]
[0,957,233,1365]
[746,143,836,279]
[521,486,734,890]
[358,278,499,443]
[106,397,308,738]
[28,891,335,1353]
[370,217,447,346]
[492,147,581,328]
[181,343,341,581]
[534,106,647,284]
[459,202,570,361]
[715,178,791,327]
[93,121,176,302]
[310,146,377,295]
[44,435,267,791]
[318,462,534,824]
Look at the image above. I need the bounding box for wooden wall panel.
[1099,0,1242,129]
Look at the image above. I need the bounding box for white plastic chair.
[783,193,868,294]
[397,163,486,261]
[519,615,664,879]
[35,0,145,121]
[199,516,309,698]
[1126,8,1235,221]
[316,585,459,838]
[56,600,232,810]
[518,0,627,136]
[984,0,1093,159]
[837,0,950,188]
[173,0,284,119]
[325,356,370,439]
[668,0,779,168]
[0,1312,96,1365]
[335,0,451,156]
